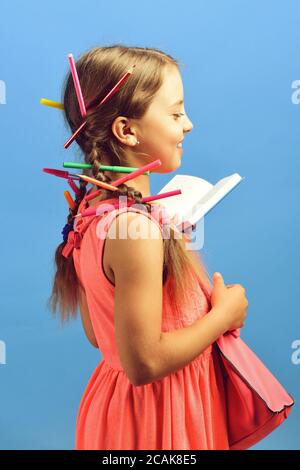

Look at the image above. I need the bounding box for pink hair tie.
[62,230,82,259]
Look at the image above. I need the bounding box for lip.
[178,138,184,144]
[176,138,184,149]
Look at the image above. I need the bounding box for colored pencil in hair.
[85,159,161,202]
[67,178,81,195]
[63,161,150,175]
[64,65,136,149]
[75,189,182,218]
[76,174,119,192]
[64,190,75,210]
[42,168,80,180]
[40,98,64,110]
[68,53,87,118]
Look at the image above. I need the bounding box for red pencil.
[85,159,161,202]
[75,189,182,218]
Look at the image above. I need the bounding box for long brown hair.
[48,44,212,323]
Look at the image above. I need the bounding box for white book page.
[157,174,212,220]
[187,174,243,225]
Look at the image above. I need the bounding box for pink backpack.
[212,328,294,450]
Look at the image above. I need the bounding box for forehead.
[153,66,184,108]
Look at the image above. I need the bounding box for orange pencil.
[64,190,76,210]
[76,174,119,192]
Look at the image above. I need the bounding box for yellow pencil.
[64,190,75,210]
[40,98,64,110]
[76,174,119,192]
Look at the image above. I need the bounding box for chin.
[155,163,181,174]
[152,154,182,173]
[170,158,182,171]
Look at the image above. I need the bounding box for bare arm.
[107,211,228,387]
[146,308,228,385]
[107,212,164,386]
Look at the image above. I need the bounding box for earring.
[135,139,140,145]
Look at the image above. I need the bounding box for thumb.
[212,272,225,286]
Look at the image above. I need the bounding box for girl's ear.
[111,116,136,145]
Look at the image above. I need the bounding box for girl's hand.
[224,284,244,336]
[210,272,248,332]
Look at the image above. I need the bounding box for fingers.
[212,272,225,286]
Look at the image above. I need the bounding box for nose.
[183,114,194,134]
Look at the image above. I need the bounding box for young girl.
[48,45,248,450]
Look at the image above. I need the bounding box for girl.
[48,45,248,450]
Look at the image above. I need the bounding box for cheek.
[155,121,180,145]
[143,117,180,149]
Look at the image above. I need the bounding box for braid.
[50,176,89,323]
[61,178,88,243]
[86,138,169,284]
[88,139,153,214]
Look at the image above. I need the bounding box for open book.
[155,173,244,228]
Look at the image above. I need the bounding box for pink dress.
[72,197,230,450]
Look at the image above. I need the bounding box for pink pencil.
[85,159,162,202]
[113,159,161,186]
[76,189,182,218]
[143,190,181,203]
[64,65,136,149]
[92,65,136,111]
[68,53,86,118]
[67,177,81,196]
[64,121,87,149]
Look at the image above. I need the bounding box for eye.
[173,113,185,120]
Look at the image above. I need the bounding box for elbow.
[131,364,156,387]
[126,362,155,387]
[118,348,158,386]
[131,376,153,387]
[134,376,156,387]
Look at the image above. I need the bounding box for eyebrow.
[168,99,184,108]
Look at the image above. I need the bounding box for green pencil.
[63,161,150,175]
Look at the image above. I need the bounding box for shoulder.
[108,209,163,238]
[105,210,164,276]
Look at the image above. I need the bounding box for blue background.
[0,0,299,450]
